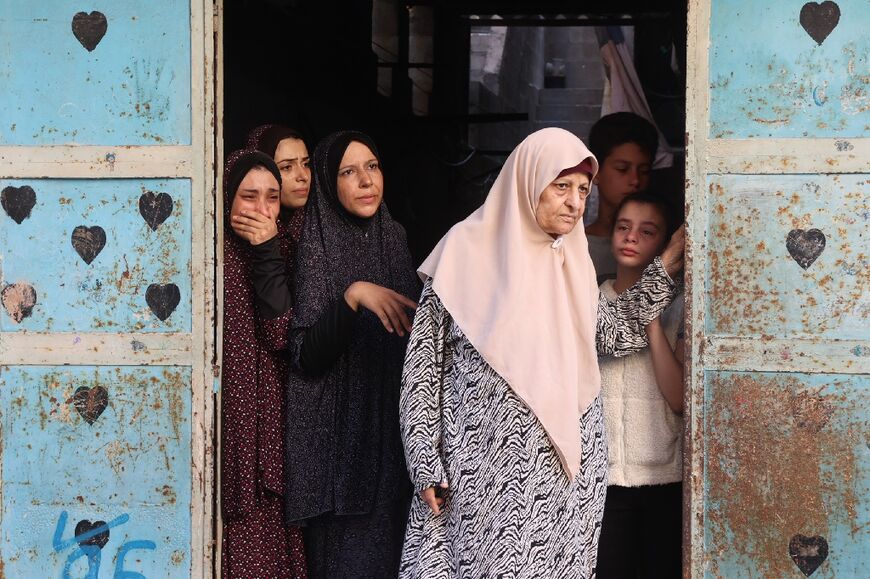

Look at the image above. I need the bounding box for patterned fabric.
[594,257,678,357]
[400,269,676,579]
[400,282,609,578]
[221,149,306,578]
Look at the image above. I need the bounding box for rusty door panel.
[687,1,870,576]
[0,0,191,146]
[0,178,192,333]
[703,371,869,578]
[705,174,869,338]
[709,0,870,139]
[0,365,192,577]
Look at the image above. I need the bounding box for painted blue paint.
[0,0,191,145]
[114,540,158,579]
[705,173,869,339]
[52,511,158,579]
[52,512,131,552]
[709,0,870,138]
[0,366,191,577]
[703,371,870,578]
[0,178,191,332]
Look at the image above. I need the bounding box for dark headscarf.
[224,149,282,217]
[246,124,304,158]
[284,130,420,521]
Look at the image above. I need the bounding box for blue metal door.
[686,1,869,577]
[0,1,216,577]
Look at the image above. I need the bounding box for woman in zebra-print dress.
[399,128,684,579]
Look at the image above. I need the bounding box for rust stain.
[170,550,185,565]
[705,373,861,576]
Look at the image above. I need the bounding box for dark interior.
[223,0,687,262]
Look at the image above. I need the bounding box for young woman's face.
[595,142,653,209]
[229,166,281,227]
[274,137,311,209]
[611,201,667,269]
[336,141,383,218]
[535,167,591,238]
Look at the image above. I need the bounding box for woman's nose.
[566,190,580,209]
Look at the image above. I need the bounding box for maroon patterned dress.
[221,149,307,578]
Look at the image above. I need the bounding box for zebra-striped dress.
[400,263,677,579]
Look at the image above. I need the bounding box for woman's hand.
[344,281,417,336]
[660,224,685,278]
[420,481,449,515]
[231,209,278,245]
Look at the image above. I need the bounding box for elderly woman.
[399,128,683,579]
[244,130,420,578]
[221,148,308,578]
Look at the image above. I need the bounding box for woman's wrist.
[344,282,360,311]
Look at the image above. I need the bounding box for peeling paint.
[0,2,192,146]
[703,371,869,577]
[0,366,192,576]
[706,174,869,338]
[0,178,191,332]
[710,3,870,138]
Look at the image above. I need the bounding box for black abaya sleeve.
[249,236,293,319]
[297,298,359,375]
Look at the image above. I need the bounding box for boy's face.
[595,142,653,209]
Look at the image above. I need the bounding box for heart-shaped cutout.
[789,534,828,576]
[146,283,181,321]
[71,11,108,52]
[1,185,37,224]
[800,2,840,45]
[139,191,174,231]
[786,228,826,269]
[72,386,108,425]
[74,519,110,549]
[1,283,37,323]
[71,225,107,265]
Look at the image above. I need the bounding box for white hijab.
[419,127,600,480]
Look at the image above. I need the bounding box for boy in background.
[585,112,658,283]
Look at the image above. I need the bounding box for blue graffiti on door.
[52,510,157,579]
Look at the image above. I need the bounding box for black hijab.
[284,130,419,521]
[224,149,282,217]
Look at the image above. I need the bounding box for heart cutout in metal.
[786,228,826,269]
[1,185,37,224]
[72,386,108,425]
[71,225,107,265]
[74,519,110,549]
[71,11,108,52]
[139,191,174,231]
[800,2,840,45]
[145,283,181,321]
[1,283,37,323]
[789,534,828,576]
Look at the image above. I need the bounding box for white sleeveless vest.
[599,279,684,487]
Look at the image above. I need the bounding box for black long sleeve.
[297,297,359,376]
[250,236,293,319]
